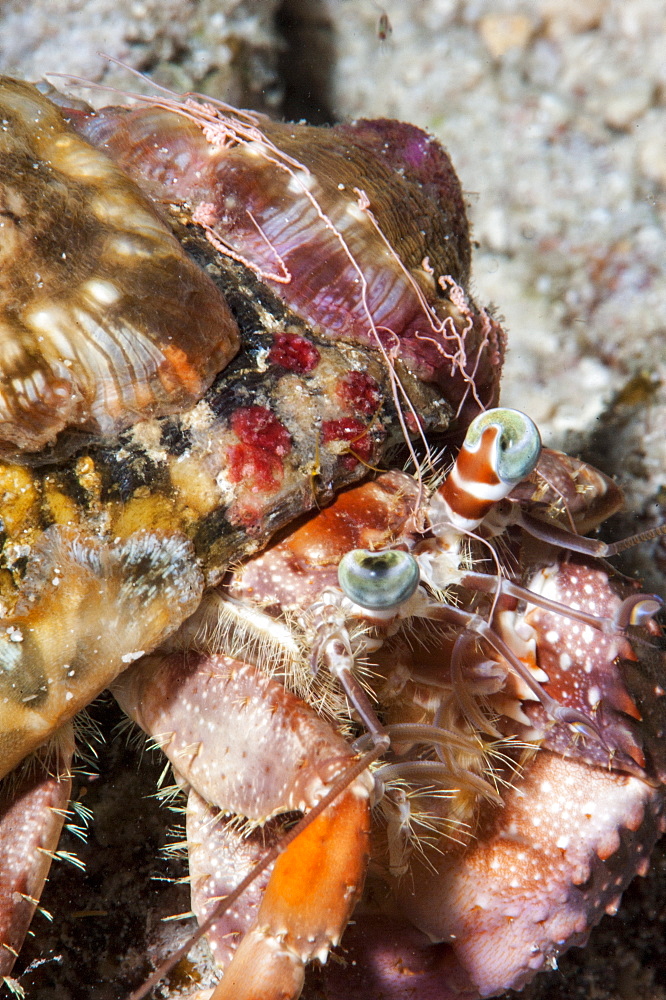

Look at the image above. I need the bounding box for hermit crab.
[115,406,665,1000]
[0,74,664,1000]
[0,73,499,990]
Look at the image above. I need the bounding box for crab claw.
[208,781,366,1000]
[395,748,665,996]
[113,651,374,1000]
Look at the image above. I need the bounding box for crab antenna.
[518,510,666,559]
[602,522,666,556]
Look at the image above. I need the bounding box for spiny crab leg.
[128,748,380,1000]
[112,652,378,1000]
[381,749,666,1000]
[0,723,74,977]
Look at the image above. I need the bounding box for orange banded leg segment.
[0,723,74,975]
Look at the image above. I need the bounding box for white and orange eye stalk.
[434,408,542,532]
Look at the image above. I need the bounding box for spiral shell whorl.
[0,78,240,456]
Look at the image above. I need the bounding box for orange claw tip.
[260,782,370,943]
[209,931,305,1000]
[202,790,371,997]
[0,76,239,457]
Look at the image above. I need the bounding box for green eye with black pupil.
[338,549,420,610]
[465,407,541,485]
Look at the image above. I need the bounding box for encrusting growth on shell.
[71,95,504,424]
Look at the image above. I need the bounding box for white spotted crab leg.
[392,745,665,997]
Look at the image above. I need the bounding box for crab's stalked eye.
[434,408,542,533]
[0,77,240,457]
[465,408,541,486]
[338,548,420,611]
